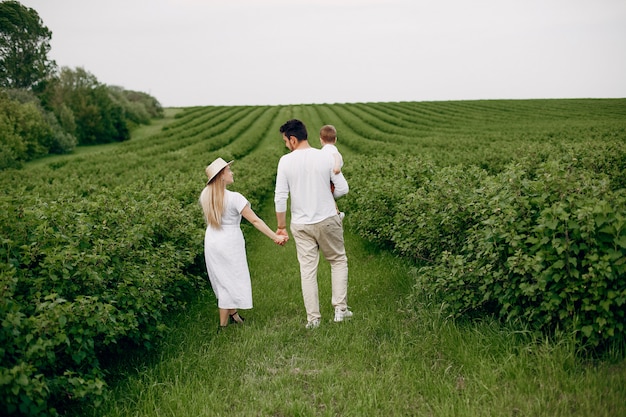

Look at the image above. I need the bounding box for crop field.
[1,99,625,415]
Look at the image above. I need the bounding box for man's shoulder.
[281,148,323,159]
[278,152,293,164]
[279,148,330,165]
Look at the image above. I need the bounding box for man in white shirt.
[274,119,352,329]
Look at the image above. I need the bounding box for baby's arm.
[333,153,341,175]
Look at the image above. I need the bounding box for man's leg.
[316,216,349,311]
[291,223,321,323]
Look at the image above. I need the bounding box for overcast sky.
[18,0,626,108]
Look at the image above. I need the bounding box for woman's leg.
[219,308,230,326]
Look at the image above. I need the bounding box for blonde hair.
[320,124,337,144]
[199,168,226,228]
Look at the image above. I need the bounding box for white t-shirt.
[275,147,349,225]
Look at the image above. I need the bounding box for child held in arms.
[319,124,345,220]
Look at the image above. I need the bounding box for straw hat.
[205,157,233,184]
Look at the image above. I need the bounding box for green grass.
[80,203,625,417]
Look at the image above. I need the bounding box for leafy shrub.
[0,91,53,168]
[0,185,205,415]
[343,154,435,249]
[415,160,626,348]
[341,117,626,350]
[43,111,76,154]
[392,164,487,262]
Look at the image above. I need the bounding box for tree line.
[0,0,164,170]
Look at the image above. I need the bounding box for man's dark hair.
[279,119,308,141]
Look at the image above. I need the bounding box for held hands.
[274,228,289,246]
[273,235,288,246]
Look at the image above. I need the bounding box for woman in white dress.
[199,157,288,330]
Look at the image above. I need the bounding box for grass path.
[85,202,625,417]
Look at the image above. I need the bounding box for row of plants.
[318,99,626,172]
[0,105,287,415]
[343,150,625,348]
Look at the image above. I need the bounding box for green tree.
[123,88,164,119]
[5,88,76,155]
[0,90,53,169]
[109,85,151,127]
[0,0,56,90]
[43,67,129,145]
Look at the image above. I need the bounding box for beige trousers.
[291,215,349,322]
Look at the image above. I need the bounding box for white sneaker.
[306,318,320,329]
[334,307,353,322]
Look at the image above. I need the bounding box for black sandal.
[229,312,245,324]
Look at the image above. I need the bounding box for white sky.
[18,0,626,107]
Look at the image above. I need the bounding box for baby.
[320,124,345,220]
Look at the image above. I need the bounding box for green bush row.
[344,149,626,349]
[0,104,285,415]
[0,186,203,415]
